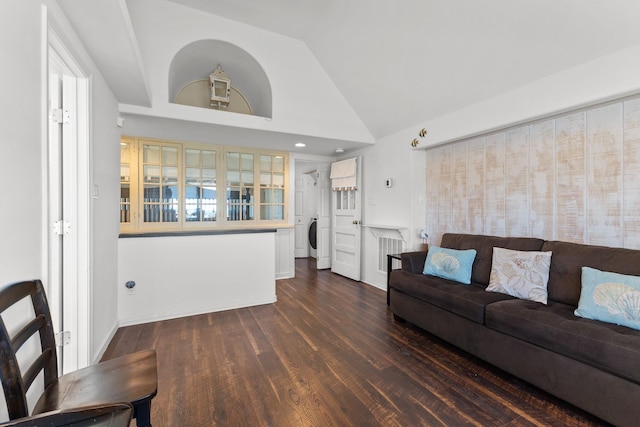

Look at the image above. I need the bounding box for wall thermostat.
[385,178,393,188]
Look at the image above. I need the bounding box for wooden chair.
[0,280,157,427]
[0,403,132,427]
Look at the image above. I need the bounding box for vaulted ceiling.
[58,0,640,154]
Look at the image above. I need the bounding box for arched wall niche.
[168,39,272,118]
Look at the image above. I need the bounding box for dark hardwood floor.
[103,258,609,426]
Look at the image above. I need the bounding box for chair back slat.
[22,349,54,392]
[11,315,46,352]
[0,280,59,419]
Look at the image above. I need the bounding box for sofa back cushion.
[440,234,545,286]
[542,240,640,306]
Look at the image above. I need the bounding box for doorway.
[293,160,331,269]
[47,29,91,373]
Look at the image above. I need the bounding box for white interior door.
[331,157,361,280]
[47,69,64,373]
[293,176,307,258]
[316,165,332,269]
[48,41,88,373]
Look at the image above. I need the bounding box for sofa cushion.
[422,246,476,284]
[486,247,552,304]
[575,267,640,330]
[541,240,640,307]
[390,270,514,323]
[485,299,640,384]
[441,234,545,286]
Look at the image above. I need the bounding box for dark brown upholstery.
[486,299,640,384]
[440,233,545,286]
[390,270,513,323]
[542,240,640,306]
[389,233,640,427]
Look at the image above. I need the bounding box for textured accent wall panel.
[452,141,469,233]
[505,127,529,236]
[468,138,485,236]
[529,120,555,240]
[555,112,586,243]
[485,133,506,236]
[624,98,640,248]
[586,103,623,246]
[425,97,640,249]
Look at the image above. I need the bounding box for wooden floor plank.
[104,258,609,426]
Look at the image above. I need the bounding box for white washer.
[308,217,318,258]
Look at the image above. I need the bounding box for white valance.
[330,157,357,191]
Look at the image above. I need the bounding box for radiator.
[378,236,403,273]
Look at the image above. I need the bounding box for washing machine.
[308,217,318,258]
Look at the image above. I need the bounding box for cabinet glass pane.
[162,204,178,222]
[163,166,178,184]
[227,152,239,169]
[120,165,130,182]
[273,173,284,188]
[202,151,215,168]
[227,171,240,186]
[241,172,254,185]
[203,169,216,184]
[186,168,200,184]
[120,184,130,223]
[121,143,130,163]
[260,155,271,171]
[241,153,253,170]
[185,149,200,168]
[162,185,178,202]
[143,185,160,203]
[162,147,178,165]
[273,205,284,220]
[260,188,272,203]
[273,189,284,203]
[143,145,161,163]
[273,156,284,173]
[260,205,271,220]
[143,165,160,184]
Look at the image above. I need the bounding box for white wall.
[425,97,640,250]
[0,1,122,366]
[415,44,640,150]
[118,233,276,325]
[0,2,44,286]
[349,139,427,290]
[353,44,640,292]
[121,0,373,145]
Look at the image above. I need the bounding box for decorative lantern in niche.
[209,64,231,109]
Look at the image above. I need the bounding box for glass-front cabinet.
[259,154,285,221]
[119,137,288,232]
[185,148,217,223]
[226,152,254,222]
[120,138,135,232]
[142,143,179,224]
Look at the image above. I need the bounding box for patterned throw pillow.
[486,247,552,304]
[574,267,640,331]
[422,246,477,285]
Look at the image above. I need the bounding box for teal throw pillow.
[574,267,640,331]
[423,246,477,285]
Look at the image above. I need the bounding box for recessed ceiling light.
[335,148,344,153]
[295,143,306,148]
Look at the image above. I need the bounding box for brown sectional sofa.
[389,233,640,427]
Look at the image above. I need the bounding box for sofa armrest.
[401,251,427,274]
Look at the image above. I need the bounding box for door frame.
[45,23,91,371]
[330,157,362,280]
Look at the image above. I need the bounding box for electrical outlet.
[125,280,136,295]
